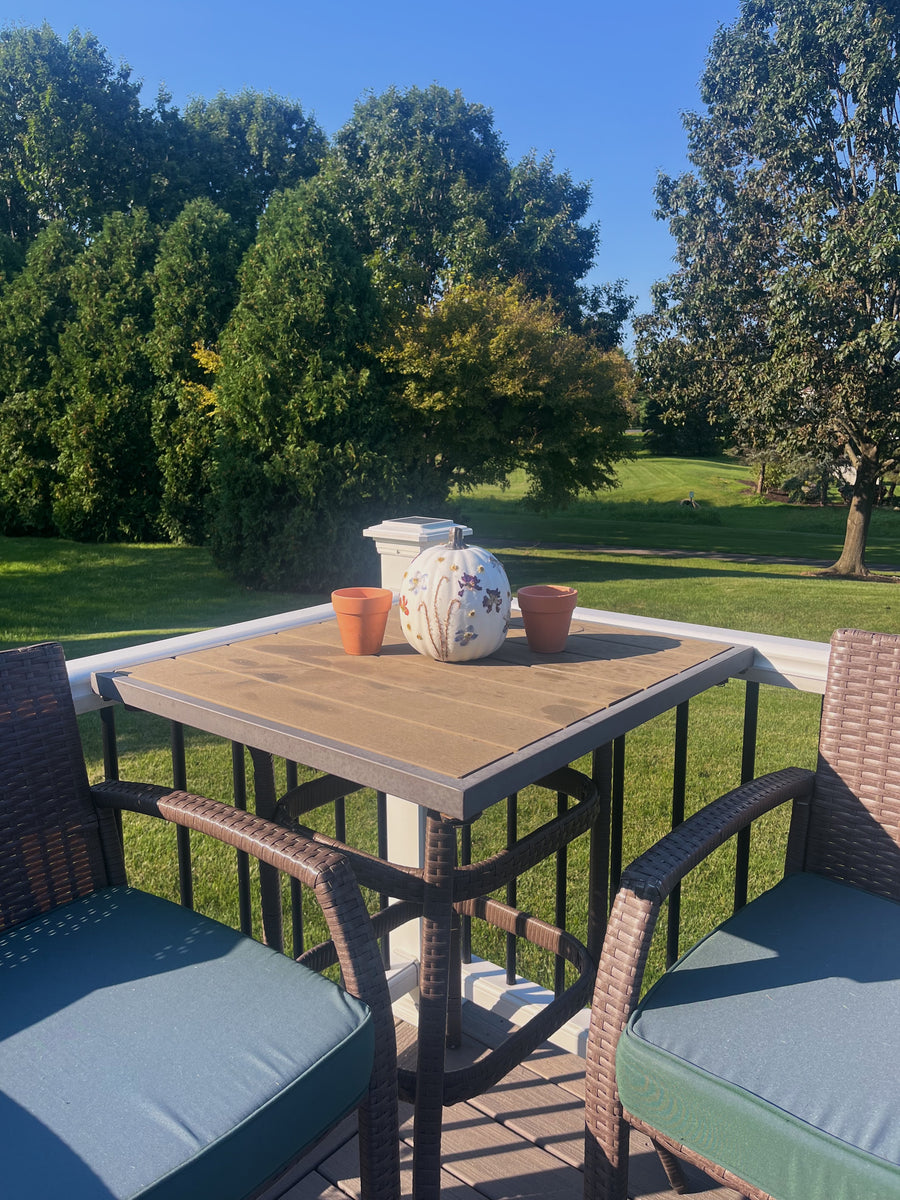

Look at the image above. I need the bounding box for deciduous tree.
[383,280,629,508]
[0,24,148,240]
[635,0,900,575]
[184,90,327,230]
[329,85,602,325]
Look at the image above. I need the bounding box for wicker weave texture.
[0,641,124,930]
[580,626,900,1199]
[807,628,900,899]
[2,643,400,1200]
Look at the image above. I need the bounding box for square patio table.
[93,608,753,1199]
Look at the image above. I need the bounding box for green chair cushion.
[617,871,900,1200]
[0,885,373,1199]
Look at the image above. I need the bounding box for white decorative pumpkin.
[399,529,511,662]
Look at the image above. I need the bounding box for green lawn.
[3,453,898,992]
[451,447,900,568]
[0,537,321,658]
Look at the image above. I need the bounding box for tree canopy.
[150,198,247,542]
[0,27,630,589]
[210,182,403,590]
[0,24,146,239]
[383,280,628,510]
[635,0,900,576]
[51,208,159,541]
[329,85,602,324]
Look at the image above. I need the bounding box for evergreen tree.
[0,223,81,533]
[0,233,24,286]
[151,198,247,542]
[210,181,401,589]
[52,209,160,540]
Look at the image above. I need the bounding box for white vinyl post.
[362,517,472,977]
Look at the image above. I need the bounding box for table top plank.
[120,654,557,777]
[95,612,753,818]
[166,612,732,708]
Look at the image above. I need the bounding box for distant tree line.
[0,24,633,589]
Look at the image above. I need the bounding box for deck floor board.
[274,1005,742,1200]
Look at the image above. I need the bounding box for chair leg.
[583,1123,629,1200]
[652,1140,689,1195]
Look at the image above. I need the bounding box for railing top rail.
[66,601,828,714]
[570,607,828,694]
[67,603,336,714]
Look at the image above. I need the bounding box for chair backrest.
[0,642,124,931]
[802,628,900,901]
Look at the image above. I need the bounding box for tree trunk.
[756,462,766,495]
[821,452,879,577]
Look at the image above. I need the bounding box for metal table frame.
[93,613,753,1199]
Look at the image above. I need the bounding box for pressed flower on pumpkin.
[457,572,482,598]
[482,588,503,613]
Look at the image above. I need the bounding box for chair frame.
[0,641,400,1200]
[584,627,900,1200]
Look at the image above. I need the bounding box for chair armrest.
[597,766,815,1017]
[621,765,815,905]
[92,779,401,1197]
[91,779,391,1020]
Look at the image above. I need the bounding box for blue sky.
[6,0,741,331]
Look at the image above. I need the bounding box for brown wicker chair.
[0,641,400,1200]
[584,628,900,1200]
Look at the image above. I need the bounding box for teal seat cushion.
[0,885,374,1199]
[617,872,900,1200]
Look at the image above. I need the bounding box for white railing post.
[362,517,473,1003]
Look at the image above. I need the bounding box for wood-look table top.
[93,610,753,819]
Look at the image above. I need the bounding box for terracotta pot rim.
[516,585,577,611]
[332,586,392,601]
[332,587,393,614]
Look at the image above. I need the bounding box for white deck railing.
[68,601,830,715]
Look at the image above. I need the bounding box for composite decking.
[273,1005,741,1200]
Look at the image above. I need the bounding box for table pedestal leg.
[412,812,457,1200]
[249,747,284,952]
[446,908,463,1049]
[588,742,613,958]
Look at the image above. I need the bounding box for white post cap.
[363,516,474,590]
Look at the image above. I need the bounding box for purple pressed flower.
[482,588,502,613]
[457,572,483,598]
[455,626,478,646]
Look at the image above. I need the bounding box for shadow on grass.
[495,550,817,588]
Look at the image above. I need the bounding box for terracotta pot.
[331,587,393,655]
[516,585,578,654]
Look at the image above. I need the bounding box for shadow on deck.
[271,1005,742,1200]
